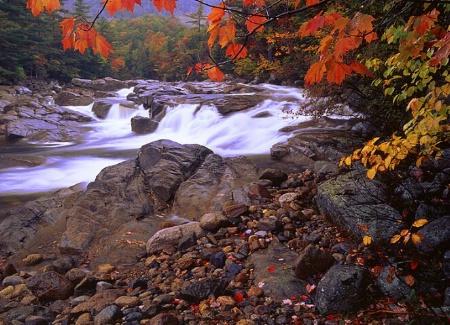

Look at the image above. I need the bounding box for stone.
[70,289,126,315]
[92,100,113,119]
[114,296,141,308]
[146,222,206,255]
[247,240,308,302]
[131,116,159,134]
[315,170,404,244]
[54,91,93,106]
[94,305,121,325]
[22,254,43,266]
[377,264,413,300]
[75,313,92,325]
[316,265,370,314]
[259,168,288,187]
[2,275,25,287]
[65,268,87,284]
[0,262,17,277]
[223,203,248,219]
[179,278,230,303]
[210,251,227,268]
[25,271,73,300]
[416,216,450,254]
[51,255,74,274]
[97,264,116,273]
[149,313,179,325]
[0,306,54,324]
[292,244,335,280]
[200,213,231,232]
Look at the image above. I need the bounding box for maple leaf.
[226,44,248,60]
[306,0,320,5]
[62,34,75,50]
[207,24,221,49]
[245,13,266,33]
[102,0,120,16]
[326,60,352,85]
[60,17,74,38]
[206,66,225,81]
[350,61,373,77]
[27,0,60,16]
[305,61,326,86]
[299,12,325,37]
[218,23,236,48]
[121,0,142,12]
[153,0,176,14]
[208,3,226,24]
[334,37,361,56]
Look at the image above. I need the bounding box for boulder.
[315,170,404,244]
[247,240,308,302]
[416,216,450,255]
[292,244,335,280]
[131,116,159,134]
[92,100,113,119]
[316,265,370,314]
[54,91,93,106]
[25,271,73,300]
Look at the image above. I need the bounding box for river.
[0,83,310,213]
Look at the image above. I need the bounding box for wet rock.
[51,255,74,274]
[25,271,73,300]
[149,313,179,324]
[131,116,159,134]
[315,170,403,244]
[259,169,288,187]
[292,244,335,280]
[70,289,126,315]
[92,100,113,119]
[416,216,450,254]
[223,203,248,219]
[2,275,25,287]
[316,265,370,314]
[114,296,141,308]
[0,262,17,278]
[0,306,54,324]
[179,278,230,303]
[65,268,87,285]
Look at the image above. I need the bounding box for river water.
[0,83,310,210]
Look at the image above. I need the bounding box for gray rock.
[315,170,404,244]
[25,271,73,300]
[247,240,308,302]
[94,305,121,325]
[444,251,450,278]
[377,264,413,300]
[51,255,74,274]
[70,289,126,315]
[146,222,206,255]
[316,265,370,314]
[199,212,230,232]
[2,275,25,287]
[416,216,450,254]
[179,278,230,303]
[394,178,425,201]
[131,116,159,134]
[0,306,54,324]
[292,244,335,280]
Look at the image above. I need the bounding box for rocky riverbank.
[0,78,449,324]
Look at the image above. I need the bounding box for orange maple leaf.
[207,24,221,49]
[60,17,74,38]
[206,65,225,82]
[326,60,352,85]
[103,0,121,16]
[350,61,373,77]
[121,0,142,12]
[245,13,266,33]
[306,0,320,5]
[225,44,248,60]
[153,0,176,14]
[90,29,114,58]
[299,12,324,37]
[27,0,60,16]
[305,61,326,87]
[218,22,236,48]
[208,3,226,24]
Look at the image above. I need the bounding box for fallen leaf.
[412,219,428,227]
[405,275,415,286]
[268,265,276,272]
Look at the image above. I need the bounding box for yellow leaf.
[391,234,401,244]
[400,229,409,236]
[412,219,428,227]
[411,233,424,244]
[405,275,415,287]
[344,156,352,166]
[367,167,377,179]
[363,235,372,246]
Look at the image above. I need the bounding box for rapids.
[0,83,309,197]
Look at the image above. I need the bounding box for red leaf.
[244,0,265,7]
[410,259,419,270]
[268,265,276,272]
[326,60,351,85]
[299,12,324,37]
[305,61,326,86]
[153,0,176,14]
[225,44,248,60]
[60,17,74,38]
[234,292,244,302]
[245,13,266,33]
[206,66,225,82]
[208,3,226,24]
[103,0,121,16]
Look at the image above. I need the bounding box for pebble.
[22,253,43,266]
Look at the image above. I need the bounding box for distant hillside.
[62,0,212,19]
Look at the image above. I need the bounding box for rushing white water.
[0,84,309,195]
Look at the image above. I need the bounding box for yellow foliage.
[363,235,372,246]
[412,219,428,227]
